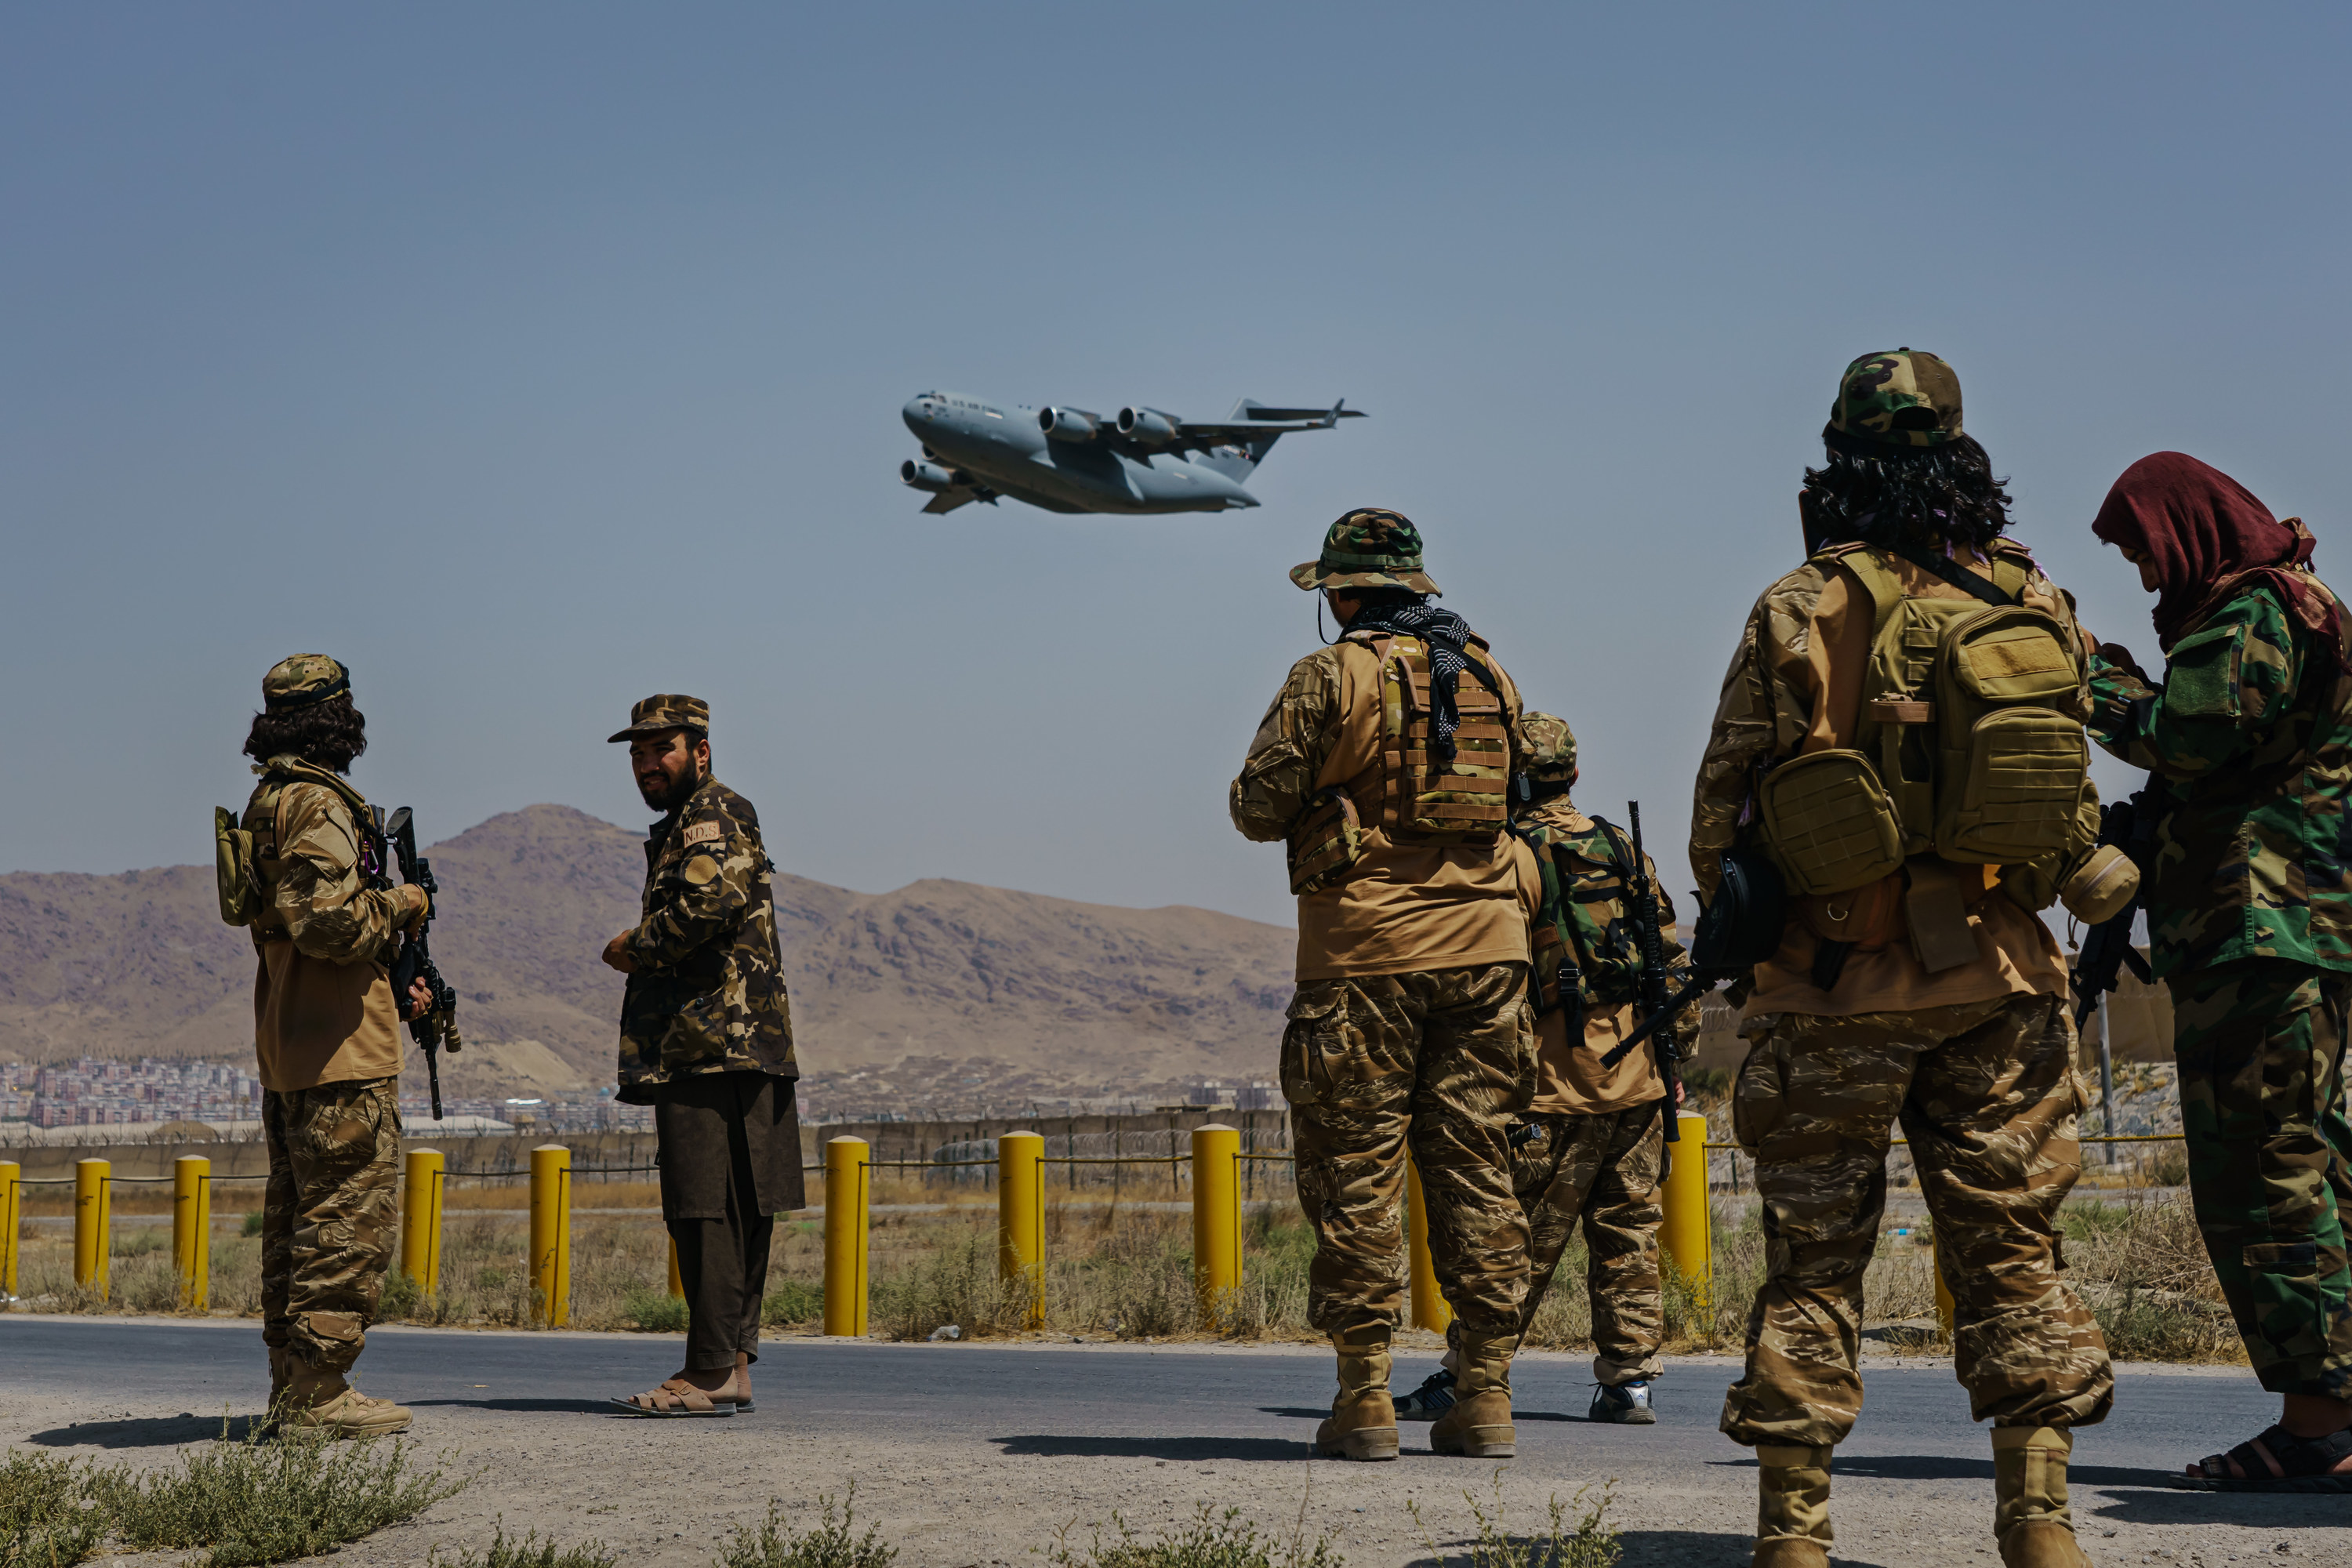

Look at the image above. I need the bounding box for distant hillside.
[0,805,1297,1095]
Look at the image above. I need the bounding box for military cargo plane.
[898,391,1365,515]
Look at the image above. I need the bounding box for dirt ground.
[11,1327,2348,1568]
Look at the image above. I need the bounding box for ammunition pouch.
[1287,788,1364,895]
[2057,841,2140,925]
[1758,750,1905,896]
[213,807,262,926]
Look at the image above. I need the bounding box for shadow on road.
[2089,1490,2352,1528]
[1828,1455,2158,1487]
[26,1414,260,1449]
[1409,1530,1886,1567]
[995,1435,1305,1461]
[408,1398,622,1415]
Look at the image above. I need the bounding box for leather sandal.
[2173,1423,2352,1491]
[609,1377,738,1417]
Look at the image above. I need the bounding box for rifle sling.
[1891,544,2020,607]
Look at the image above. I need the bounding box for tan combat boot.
[282,1359,413,1439]
[1314,1324,1399,1461]
[1994,1426,2090,1568]
[1429,1330,1517,1458]
[1753,1443,1834,1568]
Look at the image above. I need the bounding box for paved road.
[1,1316,2339,1567]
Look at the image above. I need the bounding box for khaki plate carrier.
[1287,632,1514,895]
[1759,543,2089,898]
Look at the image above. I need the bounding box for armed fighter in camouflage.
[898,390,1364,515]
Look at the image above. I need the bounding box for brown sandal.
[609,1377,738,1417]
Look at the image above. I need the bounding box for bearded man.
[601,694,802,1417]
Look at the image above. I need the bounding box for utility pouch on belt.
[1287,787,1364,895]
[1758,749,1905,896]
[213,807,262,926]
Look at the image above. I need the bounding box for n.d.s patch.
[681,821,723,847]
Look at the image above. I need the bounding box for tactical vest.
[216,756,387,931]
[1759,543,2090,897]
[1287,632,1515,895]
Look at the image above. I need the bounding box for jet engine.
[901,459,960,492]
[1116,407,1179,444]
[1039,406,1098,441]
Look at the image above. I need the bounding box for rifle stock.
[2069,789,2156,1030]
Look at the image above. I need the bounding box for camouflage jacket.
[243,760,419,963]
[617,775,796,1103]
[1515,795,1695,1032]
[1688,562,1832,904]
[2088,578,2352,978]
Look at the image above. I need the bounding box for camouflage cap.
[262,655,351,713]
[1520,710,1577,786]
[607,693,710,744]
[1824,348,1964,454]
[1288,508,1442,596]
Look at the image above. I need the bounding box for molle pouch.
[1758,749,1905,897]
[213,807,261,926]
[1934,607,2089,863]
[1796,871,1905,949]
[1287,789,1364,895]
[1400,662,1511,841]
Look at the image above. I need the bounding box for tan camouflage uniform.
[1508,1107,1667,1383]
[1232,513,1534,1339]
[238,656,425,1380]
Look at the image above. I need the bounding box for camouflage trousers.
[1452,1101,1666,1385]
[261,1077,401,1375]
[2168,960,2352,1399]
[1282,963,1535,1335]
[1721,993,2114,1449]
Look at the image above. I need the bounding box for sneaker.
[1588,1380,1655,1425]
[1392,1367,1457,1421]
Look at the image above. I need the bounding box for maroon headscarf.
[2091,451,2334,654]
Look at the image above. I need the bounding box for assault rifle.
[383,807,463,1120]
[1599,802,1683,1145]
[2070,788,2156,1029]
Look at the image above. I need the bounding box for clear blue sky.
[5,4,2345,929]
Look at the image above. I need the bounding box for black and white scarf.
[1346,598,1480,762]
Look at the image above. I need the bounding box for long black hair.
[1798,434,2014,555]
[242,695,368,774]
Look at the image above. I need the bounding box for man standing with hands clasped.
[601,694,803,1417]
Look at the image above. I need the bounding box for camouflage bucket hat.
[1520,710,1577,786]
[607,693,711,743]
[1824,348,1963,454]
[1288,508,1441,596]
[262,655,351,713]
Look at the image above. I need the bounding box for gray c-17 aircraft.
[898,391,1365,515]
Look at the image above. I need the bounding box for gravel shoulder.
[4,1316,2343,1567]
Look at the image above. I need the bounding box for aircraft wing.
[1158,400,1366,453]
[922,487,981,514]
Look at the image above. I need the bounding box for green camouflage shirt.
[616,775,797,1104]
[1515,795,1695,1032]
[2087,579,2352,977]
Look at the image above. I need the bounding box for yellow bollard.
[1405,1156,1452,1334]
[529,1145,572,1327]
[1660,1112,1713,1308]
[173,1156,211,1311]
[666,1237,684,1299]
[74,1160,110,1298]
[1192,1123,1241,1327]
[822,1136,869,1337]
[997,1131,1044,1328]
[0,1161,20,1299]
[401,1149,444,1297]
[1933,1241,1956,1338]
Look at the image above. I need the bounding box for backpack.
[213,756,383,927]
[1759,543,2089,895]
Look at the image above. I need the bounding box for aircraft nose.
[902,396,939,434]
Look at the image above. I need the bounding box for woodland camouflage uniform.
[2089,576,2352,1399]
[610,693,804,1384]
[1695,354,2112,1566]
